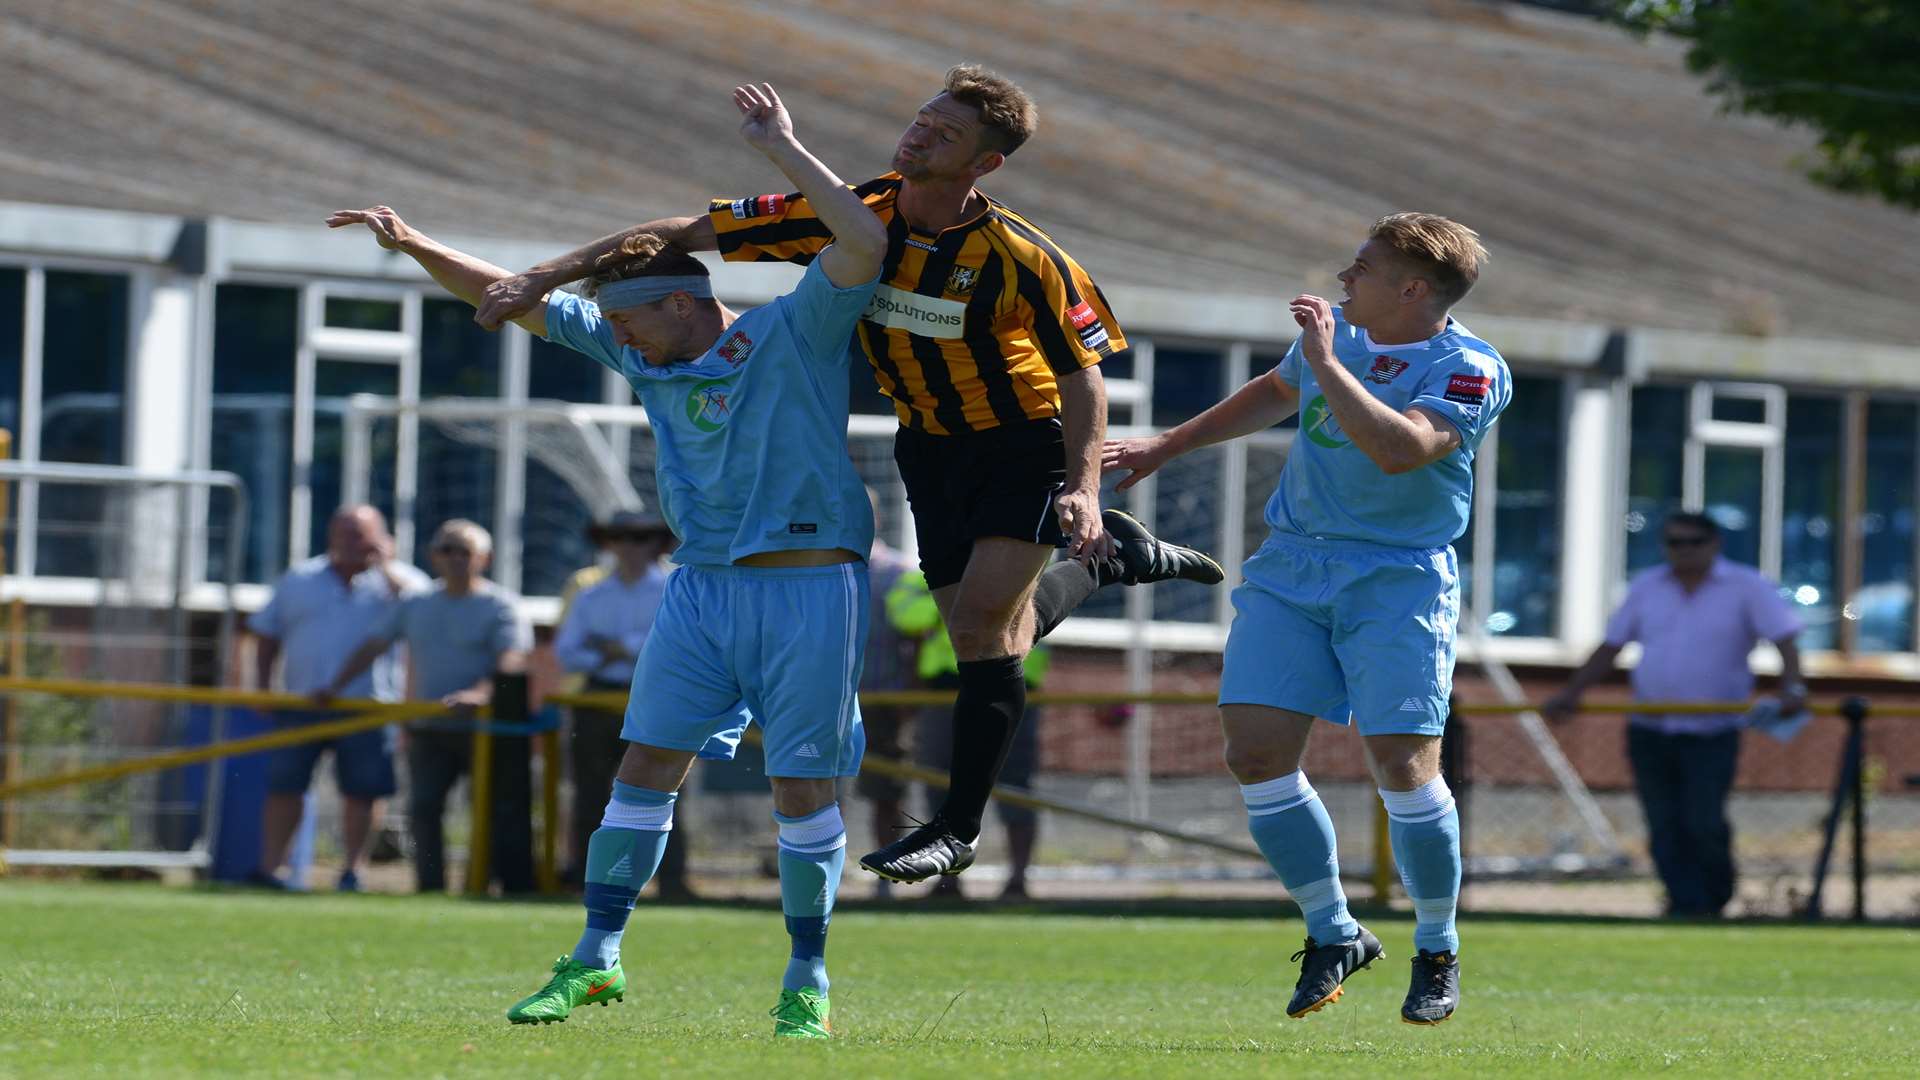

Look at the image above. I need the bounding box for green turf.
[1,882,1915,1078]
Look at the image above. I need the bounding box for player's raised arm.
[475,215,718,330]
[732,82,885,287]
[326,206,549,339]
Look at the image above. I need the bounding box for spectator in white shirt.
[1545,512,1805,917]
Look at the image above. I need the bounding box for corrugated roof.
[1,0,1915,345]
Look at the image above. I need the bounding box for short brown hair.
[1368,212,1487,308]
[583,244,710,301]
[944,64,1037,156]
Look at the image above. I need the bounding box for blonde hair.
[1368,212,1488,308]
[432,518,492,557]
[944,64,1038,155]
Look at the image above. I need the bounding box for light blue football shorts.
[622,561,868,778]
[1219,531,1458,736]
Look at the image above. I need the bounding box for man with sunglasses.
[316,519,533,893]
[1544,511,1806,917]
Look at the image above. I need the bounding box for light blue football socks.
[1242,771,1360,944]
[1380,777,1461,955]
[572,781,677,970]
[774,803,847,994]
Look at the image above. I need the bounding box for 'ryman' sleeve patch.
[1443,373,1491,407]
[728,194,788,220]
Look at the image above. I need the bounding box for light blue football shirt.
[542,259,879,567]
[1267,308,1511,549]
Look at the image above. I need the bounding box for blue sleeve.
[1409,348,1510,450]
[493,597,533,654]
[552,594,600,673]
[541,292,632,375]
[248,577,291,639]
[371,598,407,644]
[778,257,880,364]
[1274,337,1304,387]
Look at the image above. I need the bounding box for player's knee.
[946,610,1019,660]
[769,778,836,818]
[1221,737,1294,785]
[615,742,693,792]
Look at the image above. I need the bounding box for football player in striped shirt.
[477,65,1224,886]
[1105,214,1510,1027]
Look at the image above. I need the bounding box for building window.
[1151,346,1226,622]
[1782,396,1843,649]
[1860,401,1916,653]
[1486,374,1564,637]
[1625,384,1688,576]
[523,335,612,596]
[412,298,500,568]
[0,268,22,560]
[210,284,298,583]
[38,271,129,578]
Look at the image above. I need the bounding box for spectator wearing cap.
[317,519,532,893]
[552,510,690,896]
[246,505,430,891]
[1544,511,1806,917]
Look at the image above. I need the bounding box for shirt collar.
[1360,316,1455,355]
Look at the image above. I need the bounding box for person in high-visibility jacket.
[887,569,1047,901]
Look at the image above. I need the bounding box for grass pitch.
[1,882,1915,1078]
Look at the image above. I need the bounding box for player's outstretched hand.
[1102,434,1174,493]
[734,82,795,153]
[1289,294,1337,362]
[325,206,417,252]
[477,274,542,331]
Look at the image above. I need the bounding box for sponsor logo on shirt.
[1443,373,1491,407]
[730,193,787,219]
[718,330,754,367]
[945,264,980,295]
[1366,356,1409,384]
[904,236,939,252]
[787,523,817,534]
[1303,394,1351,449]
[685,380,733,432]
[1066,300,1110,352]
[862,285,966,339]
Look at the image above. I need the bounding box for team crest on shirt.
[1366,356,1409,384]
[718,330,754,367]
[685,380,733,432]
[945,264,980,295]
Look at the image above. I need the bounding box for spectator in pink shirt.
[1544,512,1805,917]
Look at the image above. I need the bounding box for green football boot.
[506,956,625,1024]
[770,987,832,1039]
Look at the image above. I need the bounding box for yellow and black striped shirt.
[709,174,1126,436]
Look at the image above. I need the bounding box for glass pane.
[38,271,129,577]
[309,361,399,559]
[519,459,597,597]
[1625,384,1688,574]
[1150,347,1224,429]
[0,268,21,570]
[1860,402,1917,652]
[210,284,298,583]
[415,299,499,567]
[1702,445,1763,568]
[1781,397,1842,649]
[323,296,401,331]
[1489,375,1563,637]
[529,336,608,402]
[1711,394,1768,424]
